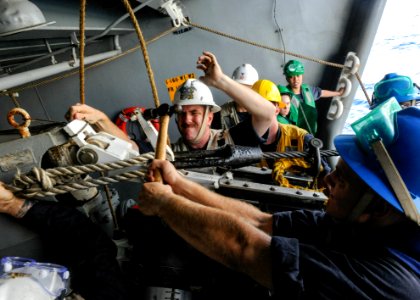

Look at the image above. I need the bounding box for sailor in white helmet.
[212,63,259,130]
[171,52,274,152]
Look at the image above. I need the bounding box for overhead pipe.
[7,0,158,74]
[0,49,121,91]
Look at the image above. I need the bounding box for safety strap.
[297,100,315,135]
[347,190,375,222]
[371,139,420,225]
[191,106,210,145]
[301,84,318,134]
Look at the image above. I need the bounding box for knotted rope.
[5,148,339,198]
[7,152,154,198]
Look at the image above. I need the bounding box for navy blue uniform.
[271,210,420,299]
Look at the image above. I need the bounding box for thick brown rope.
[79,0,86,104]
[120,0,161,108]
[187,20,346,69]
[355,71,372,106]
[120,0,171,161]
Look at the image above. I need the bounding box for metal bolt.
[270,186,276,191]
[296,190,303,195]
[77,148,98,164]
[243,183,249,187]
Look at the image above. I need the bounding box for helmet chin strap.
[346,189,375,222]
[191,106,210,145]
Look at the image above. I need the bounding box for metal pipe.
[0,49,121,91]
[7,0,158,74]
[87,0,158,41]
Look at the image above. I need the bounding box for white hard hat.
[231,64,259,85]
[174,79,221,113]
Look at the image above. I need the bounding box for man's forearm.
[0,196,33,218]
[214,75,274,136]
[158,192,272,281]
[173,176,273,233]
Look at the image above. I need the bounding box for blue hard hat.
[371,73,420,108]
[334,107,420,216]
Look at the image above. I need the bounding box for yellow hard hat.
[252,79,285,108]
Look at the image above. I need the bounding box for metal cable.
[262,149,338,160]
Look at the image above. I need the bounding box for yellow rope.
[120,0,171,150]
[120,0,161,109]
[79,0,86,105]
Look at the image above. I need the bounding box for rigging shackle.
[7,107,31,138]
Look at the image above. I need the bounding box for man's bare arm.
[138,181,273,289]
[197,51,275,136]
[147,159,273,234]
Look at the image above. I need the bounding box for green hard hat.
[283,60,304,77]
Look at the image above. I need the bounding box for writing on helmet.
[173,79,221,113]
